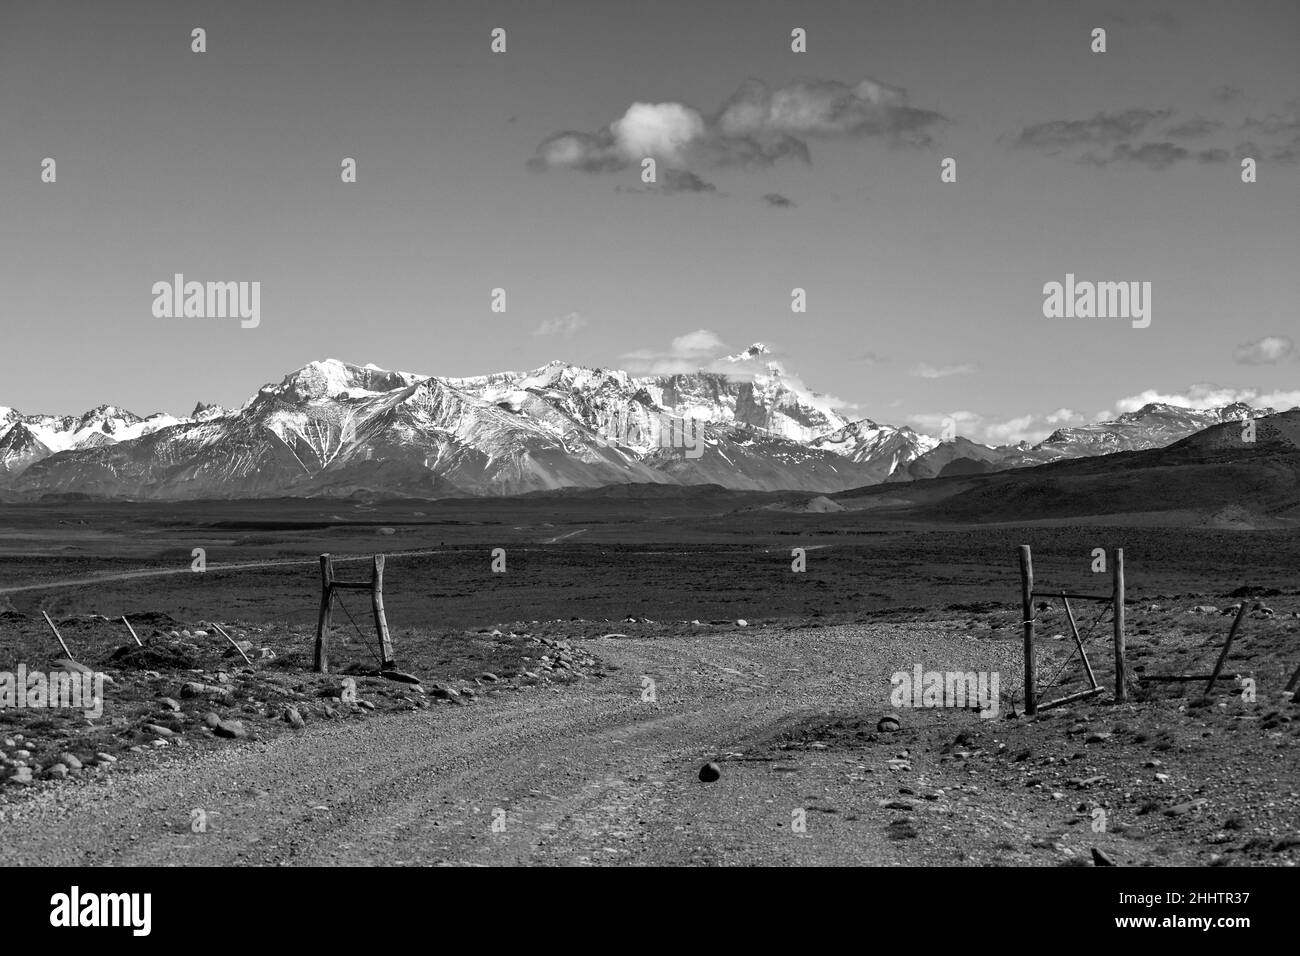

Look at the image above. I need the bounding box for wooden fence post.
[1285,661,1300,695]
[1112,548,1126,703]
[372,554,395,670]
[1020,545,1036,715]
[1204,601,1249,696]
[122,615,143,647]
[314,553,334,674]
[42,611,76,661]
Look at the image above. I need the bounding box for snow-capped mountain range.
[0,354,1277,499]
[890,401,1273,481]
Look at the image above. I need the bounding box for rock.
[698,762,721,782]
[735,619,748,627]
[887,758,911,771]
[202,712,222,729]
[58,753,83,771]
[6,766,34,785]
[880,799,914,810]
[1085,732,1111,744]
[356,700,375,711]
[257,647,277,661]
[212,719,247,740]
[1190,606,1219,615]
[52,657,91,674]
[479,672,500,683]
[1091,847,1117,866]
[95,752,117,764]
[886,818,919,840]
[377,527,396,535]
[1013,748,1033,762]
[1154,772,1171,783]
[193,629,208,638]
[283,706,305,729]
[44,763,69,780]
[144,723,177,737]
[877,715,902,733]
[430,685,461,700]
[158,697,181,712]
[1163,799,1208,817]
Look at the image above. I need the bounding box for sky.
[1,0,1297,444]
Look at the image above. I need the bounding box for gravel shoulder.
[2,620,1293,866]
[0,623,1013,866]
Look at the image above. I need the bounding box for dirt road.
[0,624,1019,866]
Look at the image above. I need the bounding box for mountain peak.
[725,343,771,363]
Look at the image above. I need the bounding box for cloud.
[852,350,888,365]
[660,169,716,193]
[911,362,976,379]
[763,192,794,207]
[1108,384,1300,415]
[619,334,850,413]
[909,379,1300,448]
[1016,109,1173,150]
[909,408,1088,446]
[611,102,708,166]
[1233,335,1295,365]
[623,329,730,374]
[1015,109,1241,170]
[534,311,587,338]
[529,76,947,182]
[1244,111,1300,138]
[1165,118,1222,139]
[1241,110,1300,163]
[725,342,771,362]
[614,168,719,196]
[1080,141,1190,169]
[1212,85,1244,104]
[715,77,945,147]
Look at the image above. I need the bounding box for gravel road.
[0,623,1019,866]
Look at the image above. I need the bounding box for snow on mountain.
[1034,402,1271,457]
[1,357,1275,500]
[892,401,1276,482]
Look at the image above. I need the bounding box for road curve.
[0,624,1016,866]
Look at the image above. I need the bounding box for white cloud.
[909,408,1086,446]
[623,329,732,374]
[1234,335,1295,365]
[610,103,707,166]
[911,362,977,379]
[1109,384,1300,415]
[534,311,587,338]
